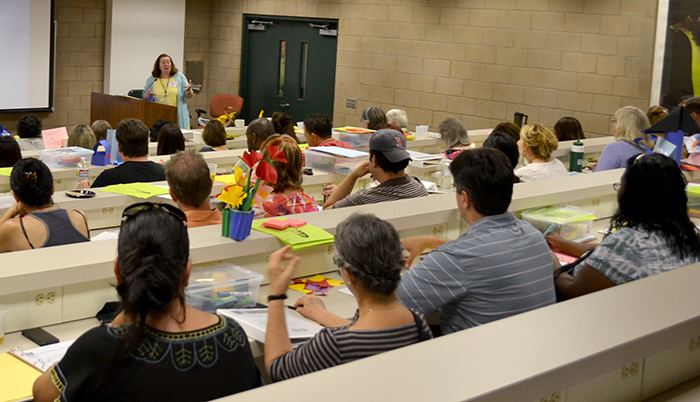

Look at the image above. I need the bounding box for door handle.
[280,103,290,107]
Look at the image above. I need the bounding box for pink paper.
[42,127,69,149]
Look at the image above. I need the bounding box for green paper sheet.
[252,218,334,250]
[99,182,170,199]
[0,167,12,176]
[687,185,700,196]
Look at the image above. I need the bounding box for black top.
[20,209,89,248]
[51,315,263,402]
[199,146,215,152]
[91,161,166,188]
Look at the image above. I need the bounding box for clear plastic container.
[304,147,368,174]
[185,263,264,313]
[38,147,94,168]
[521,205,596,242]
[336,131,372,151]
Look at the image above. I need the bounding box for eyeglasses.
[612,182,621,192]
[122,202,188,226]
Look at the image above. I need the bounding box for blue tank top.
[20,209,90,248]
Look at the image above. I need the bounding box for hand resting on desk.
[294,295,351,328]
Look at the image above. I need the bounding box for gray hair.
[439,117,470,148]
[386,109,408,129]
[333,213,403,296]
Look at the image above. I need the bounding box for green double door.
[241,15,338,125]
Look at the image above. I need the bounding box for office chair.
[196,94,244,128]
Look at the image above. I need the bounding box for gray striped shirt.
[333,175,429,208]
[397,212,556,334]
[268,309,432,381]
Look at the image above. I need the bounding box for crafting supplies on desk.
[218,308,323,344]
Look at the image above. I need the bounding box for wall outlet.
[346,98,356,108]
[29,287,63,327]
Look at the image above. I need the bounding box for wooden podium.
[90,92,178,129]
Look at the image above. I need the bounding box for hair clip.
[24,171,38,182]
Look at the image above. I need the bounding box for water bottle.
[570,140,584,172]
[76,157,89,187]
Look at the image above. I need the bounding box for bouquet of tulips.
[217,146,287,211]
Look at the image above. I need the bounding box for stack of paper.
[218,308,323,344]
[0,353,42,401]
[0,167,11,176]
[99,182,170,199]
[252,219,334,250]
[334,126,375,134]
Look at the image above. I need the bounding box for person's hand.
[402,237,428,269]
[186,80,193,92]
[293,295,328,322]
[267,245,301,295]
[351,161,370,179]
[144,87,154,100]
[545,232,566,252]
[322,184,337,197]
[76,179,90,190]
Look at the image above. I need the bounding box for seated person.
[361,106,387,130]
[15,115,44,151]
[515,123,568,182]
[323,129,428,209]
[149,118,173,143]
[199,120,229,152]
[554,117,585,141]
[552,153,700,300]
[0,136,21,167]
[264,213,432,382]
[271,111,300,143]
[252,134,317,218]
[32,202,262,401]
[397,148,556,335]
[493,121,521,142]
[386,108,408,130]
[236,117,277,172]
[304,113,351,149]
[483,132,520,182]
[647,105,669,125]
[438,117,472,160]
[80,118,165,188]
[165,150,222,228]
[594,106,651,172]
[67,124,97,150]
[0,158,89,253]
[156,124,186,155]
[91,119,112,143]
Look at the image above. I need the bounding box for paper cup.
[415,125,429,139]
[297,122,305,132]
[234,119,245,128]
[0,304,8,345]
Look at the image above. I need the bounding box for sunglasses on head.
[122,202,188,226]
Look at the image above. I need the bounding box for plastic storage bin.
[185,263,264,313]
[521,205,596,242]
[336,131,373,151]
[305,147,368,174]
[38,147,94,168]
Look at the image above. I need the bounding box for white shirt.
[514,158,569,182]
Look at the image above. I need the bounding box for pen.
[542,223,556,237]
[286,305,297,311]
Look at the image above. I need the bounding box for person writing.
[143,53,194,129]
[33,202,262,401]
[264,213,432,382]
[0,158,89,253]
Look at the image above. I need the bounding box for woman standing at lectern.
[143,53,193,129]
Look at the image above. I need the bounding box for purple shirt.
[594,140,645,172]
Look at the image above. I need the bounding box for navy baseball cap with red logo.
[369,129,411,163]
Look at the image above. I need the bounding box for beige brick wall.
[0,0,657,139]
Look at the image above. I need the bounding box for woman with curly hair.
[515,123,568,182]
[551,153,700,300]
[264,213,432,382]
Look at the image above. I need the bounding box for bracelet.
[267,294,287,301]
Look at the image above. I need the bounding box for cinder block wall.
[0,0,657,138]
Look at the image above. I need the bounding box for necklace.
[159,77,170,100]
[358,302,400,318]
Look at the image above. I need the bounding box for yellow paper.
[215,174,239,185]
[288,283,313,294]
[307,275,326,282]
[326,278,343,287]
[0,167,12,176]
[687,185,700,196]
[298,143,309,151]
[99,183,170,199]
[0,353,42,401]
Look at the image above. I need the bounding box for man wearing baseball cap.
[323,128,428,209]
